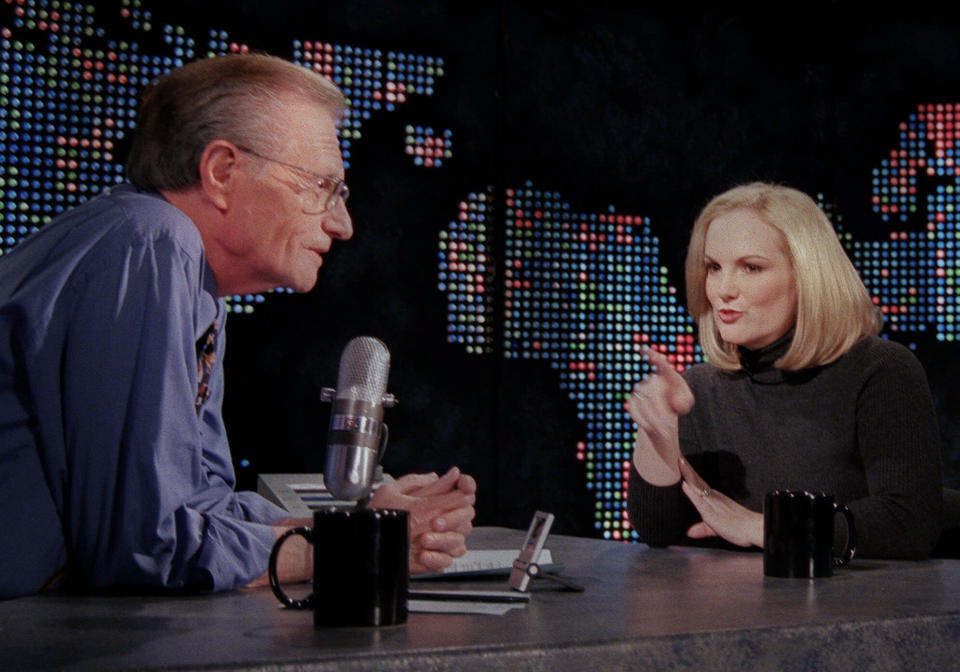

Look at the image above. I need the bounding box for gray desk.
[3,527,960,671]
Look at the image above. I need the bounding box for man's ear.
[197,140,241,212]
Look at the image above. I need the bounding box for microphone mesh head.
[336,336,390,403]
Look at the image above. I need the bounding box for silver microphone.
[320,337,397,502]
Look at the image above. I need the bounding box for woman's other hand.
[678,457,763,548]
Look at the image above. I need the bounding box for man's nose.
[324,199,353,241]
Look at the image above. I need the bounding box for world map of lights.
[0,0,448,313]
[439,104,960,538]
[2,0,957,541]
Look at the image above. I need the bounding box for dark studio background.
[5,1,958,538]
[211,1,960,534]
[163,1,960,534]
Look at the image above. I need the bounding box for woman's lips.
[717,309,742,324]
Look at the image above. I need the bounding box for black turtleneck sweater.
[627,334,943,559]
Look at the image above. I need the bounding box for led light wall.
[2,0,958,535]
[0,0,445,314]
[843,103,959,341]
[500,184,698,539]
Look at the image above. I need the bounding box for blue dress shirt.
[0,185,288,599]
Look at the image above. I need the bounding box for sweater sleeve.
[846,341,942,559]
[627,464,684,547]
[626,390,702,547]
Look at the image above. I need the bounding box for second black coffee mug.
[268,508,409,627]
[763,490,856,578]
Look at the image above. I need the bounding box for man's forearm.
[246,518,312,589]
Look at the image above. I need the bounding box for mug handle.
[268,526,314,608]
[832,502,857,567]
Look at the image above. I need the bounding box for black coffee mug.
[763,490,856,578]
[269,508,409,626]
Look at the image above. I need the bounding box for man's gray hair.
[126,53,346,191]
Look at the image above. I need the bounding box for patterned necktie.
[195,321,218,413]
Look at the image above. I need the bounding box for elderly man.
[0,54,475,600]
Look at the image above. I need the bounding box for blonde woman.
[627,183,942,558]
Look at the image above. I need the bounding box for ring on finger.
[700,487,711,498]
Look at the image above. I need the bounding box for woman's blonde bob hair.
[685,182,881,371]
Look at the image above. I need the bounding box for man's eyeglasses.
[236,146,349,214]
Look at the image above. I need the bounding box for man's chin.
[288,278,319,294]
[284,262,324,294]
[295,271,323,294]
